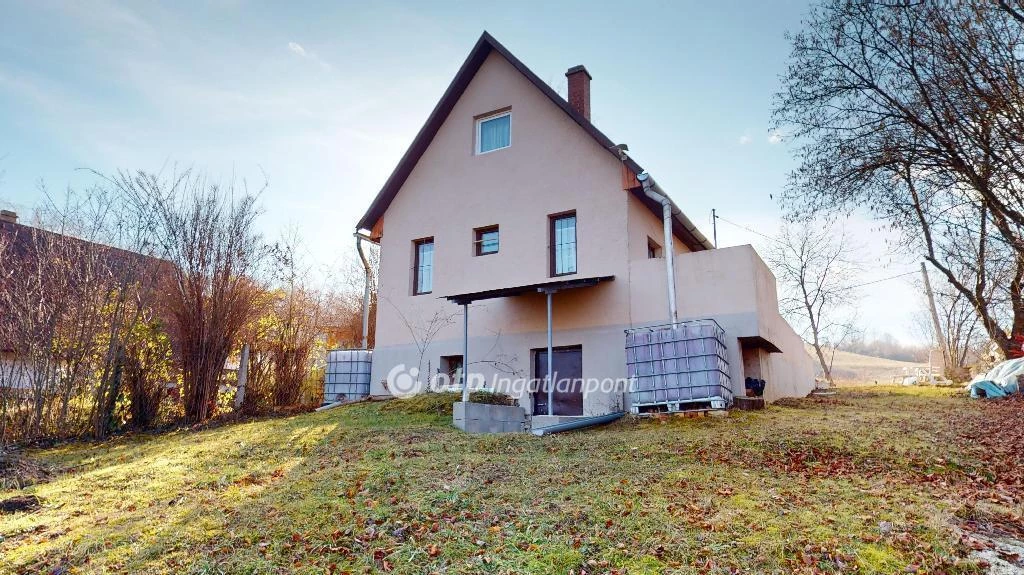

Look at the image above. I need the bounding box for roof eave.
[356,33,496,231]
[355,31,714,252]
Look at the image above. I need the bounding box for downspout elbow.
[638,173,679,215]
[637,172,679,327]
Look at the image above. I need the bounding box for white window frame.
[475,111,511,155]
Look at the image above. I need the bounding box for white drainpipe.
[637,172,678,327]
[354,232,375,349]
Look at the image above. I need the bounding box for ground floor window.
[440,354,463,384]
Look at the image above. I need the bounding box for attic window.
[476,111,511,154]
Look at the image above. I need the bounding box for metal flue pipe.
[637,172,678,327]
[354,232,375,349]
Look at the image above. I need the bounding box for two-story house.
[355,32,814,417]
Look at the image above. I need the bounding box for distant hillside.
[805,345,928,385]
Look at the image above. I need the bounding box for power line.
[843,270,918,290]
[714,215,782,245]
[715,214,919,290]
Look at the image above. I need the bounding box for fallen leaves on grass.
[0,451,54,490]
[4,387,1020,574]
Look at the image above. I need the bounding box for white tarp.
[968,358,1024,398]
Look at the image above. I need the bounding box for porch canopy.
[445,275,614,415]
[738,335,782,354]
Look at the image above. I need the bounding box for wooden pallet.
[631,397,728,415]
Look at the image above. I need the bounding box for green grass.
[379,391,515,416]
[0,387,1005,574]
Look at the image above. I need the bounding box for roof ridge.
[355,32,712,251]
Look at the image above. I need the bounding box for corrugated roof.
[445,275,614,305]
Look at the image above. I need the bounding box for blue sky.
[0,0,926,344]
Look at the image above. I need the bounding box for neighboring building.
[0,209,170,392]
[1,210,40,392]
[355,32,814,416]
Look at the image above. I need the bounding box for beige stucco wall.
[625,191,691,262]
[629,245,815,401]
[366,49,813,413]
[374,51,633,346]
[371,51,644,414]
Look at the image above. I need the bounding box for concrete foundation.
[734,396,766,411]
[453,401,527,434]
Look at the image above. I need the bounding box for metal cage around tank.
[323,349,372,403]
[626,319,733,414]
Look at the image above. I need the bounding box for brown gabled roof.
[0,218,173,352]
[355,31,713,251]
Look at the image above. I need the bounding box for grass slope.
[808,346,927,385]
[2,388,1019,574]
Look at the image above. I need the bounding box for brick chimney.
[565,65,591,121]
[0,210,16,224]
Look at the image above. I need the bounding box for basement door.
[533,346,584,416]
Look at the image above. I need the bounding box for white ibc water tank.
[323,349,372,403]
[626,320,732,412]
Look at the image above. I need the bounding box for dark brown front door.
[533,346,583,416]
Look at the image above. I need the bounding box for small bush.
[379,391,516,416]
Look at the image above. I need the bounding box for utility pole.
[711,209,718,248]
[920,262,950,375]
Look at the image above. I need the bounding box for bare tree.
[0,201,116,441]
[469,328,525,377]
[112,170,266,423]
[268,230,329,407]
[3,220,67,440]
[383,297,459,392]
[913,276,989,379]
[767,220,861,386]
[327,243,379,349]
[0,183,172,442]
[774,0,1024,358]
[0,226,19,444]
[121,315,174,428]
[238,291,278,414]
[44,185,167,438]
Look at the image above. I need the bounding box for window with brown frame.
[549,212,577,276]
[647,237,663,259]
[474,225,499,256]
[413,238,434,295]
[440,355,464,384]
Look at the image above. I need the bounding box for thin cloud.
[287,41,332,71]
[768,129,783,144]
[738,134,752,145]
